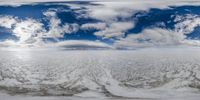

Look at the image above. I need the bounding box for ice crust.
[0,47,200,99]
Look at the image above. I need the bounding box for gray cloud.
[53,40,113,49]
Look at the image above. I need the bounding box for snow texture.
[0,47,200,99]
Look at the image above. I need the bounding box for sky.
[0,0,200,49]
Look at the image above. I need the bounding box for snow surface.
[0,47,200,100]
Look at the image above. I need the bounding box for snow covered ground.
[0,47,200,100]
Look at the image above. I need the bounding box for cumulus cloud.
[43,10,79,38]
[13,18,45,44]
[94,22,134,38]
[0,10,80,47]
[174,14,200,35]
[85,1,200,21]
[82,1,200,48]
[0,40,17,47]
[81,21,134,39]
[0,16,17,28]
[1,1,200,49]
[0,16,46,45]
[114,28,186,49]
[80,1,200,40]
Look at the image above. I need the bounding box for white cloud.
[0,10,80,47]
[85,1,200,22]
[13,18,45,44]
[88,6,120,21]
[0,40,17,47]
[174,14,200,35]
[82,1,200,48]
[0,16,46,45]
[1,1,200,48]
[53,40,112,49]
[114,28,186,49]
[81,22,107,30]
[94,22,134,38]
[0,16,47,46]
[182,39,200,46]
[0,16,17,28]
[43,10,57,17]
[79,1,200,40]
[43,10,79,38]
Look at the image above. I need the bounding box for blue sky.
[0,0,200,49]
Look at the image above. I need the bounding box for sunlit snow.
[0,47,200,100]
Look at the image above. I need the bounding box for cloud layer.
[0,1,200,49]
[55,40,112,49]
